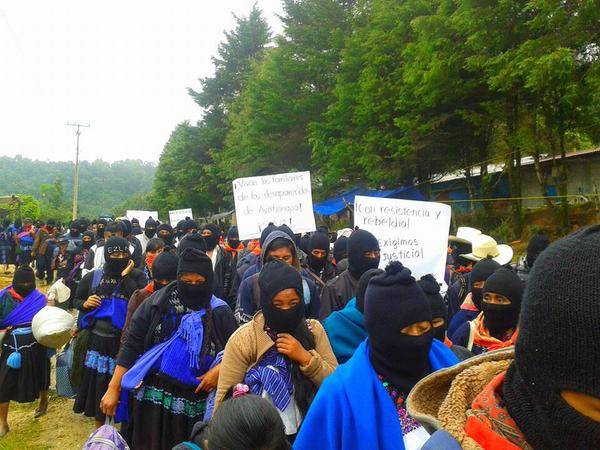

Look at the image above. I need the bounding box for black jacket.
[117,282,238,369]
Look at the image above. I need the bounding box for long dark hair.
[290,319,317,418]
[208,394,290,450]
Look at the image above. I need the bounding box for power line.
[67,122,90,220]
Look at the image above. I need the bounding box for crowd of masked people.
[0,214,599,450]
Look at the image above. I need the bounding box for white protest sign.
[126,210,158,223]
[169,208,193,227]
[233,171,317,240]
[354,196,451,283]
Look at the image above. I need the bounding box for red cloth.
[145,283,155,294]
[471,313,518,352]
[7,288,24,302]
[224,243,244,255]
[464,372,531,450]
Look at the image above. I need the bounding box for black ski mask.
[332,236,348,263]
[355,268,383,313]
[177,248,214,310]
[503,226,600,449]
[347,230,380,279]
[525,233,550,268]
[470,258,501,310]
[201,224,221,251]
[364,261,433,393]
[481,268,523,335]
[259,260,304,334]
[144,218,157,239]
[157,223,174,246]
[12,266,36,298]
[82,231,95,250]
[152,252,178,290]
[69,220,81,237]
[96,219,107,240]
[226,226,240,249]
[418,274,447,342]
[307,232,329,274]
[103,236,131,276]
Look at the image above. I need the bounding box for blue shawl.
[0,287,46,328]
[116,296,227,422]
[293,339,459,450]
[322,297,367,364]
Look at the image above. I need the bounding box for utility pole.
[67,122,90,220]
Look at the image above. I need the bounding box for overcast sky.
[0,1,283,163]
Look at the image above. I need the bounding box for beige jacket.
[214,311,338,411]
[406,348,514,450]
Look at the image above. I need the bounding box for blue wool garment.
[0,288,47,328]
[293,339,459,450]
[244,347,293,411]
[116,296,227,422]
[322,297,367,363]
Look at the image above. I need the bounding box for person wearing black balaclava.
[408,225,600,450]
[73,236,146,427]
[451,268,523,355]
[0,266,52,435]
[182,219,199,236]
[120,251,180,346]
[201,223,232,302]
[96,219,107,241]
[294,261,458,450]
[332,235,349,275]
[319,229,380,321]
[119,219,143,269]
[514,232,550,282]
[138,218,158,254]
[157,223,175,249]
[215,260,337,439]
[303,231,336,289]
[131,218,143,236]
[323,268,382,363]
[63,220,83,256]
[104,247,237,450]
[447,257,500,338]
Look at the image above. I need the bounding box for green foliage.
[0,156,155,219]
[19,194,41,220]
[152,0,600,232]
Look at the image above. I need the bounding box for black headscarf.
[364,261,433,393]
[226,226,240,249]
[82,231,96,250]
[145,218,158,239]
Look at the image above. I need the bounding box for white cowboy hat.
[460,234,514,266]
[448,227,482,245]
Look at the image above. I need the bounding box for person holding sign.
[294,262,458,450]
[319,230,380,321]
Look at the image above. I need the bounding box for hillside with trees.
[151,0,600,236]
[0,155,155,221]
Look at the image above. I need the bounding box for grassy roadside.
[0,269,96,450]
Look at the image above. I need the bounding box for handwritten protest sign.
[126,210,158,222]
[169,208,193,227]
[233,171,317,240]
[354,196,451,283]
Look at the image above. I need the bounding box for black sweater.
[117,282,238,369]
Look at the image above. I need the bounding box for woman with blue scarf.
[73,236,146,427]
[100,248,237,450]
[295,262,459,450]
[0,266,49,437]
[216,260,337,442]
